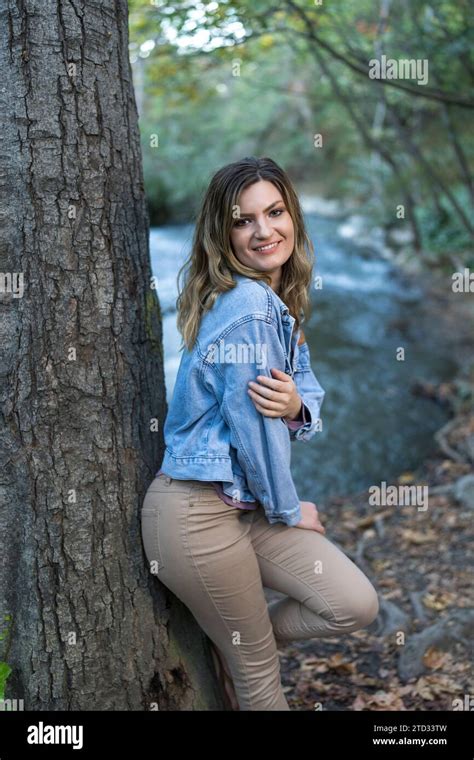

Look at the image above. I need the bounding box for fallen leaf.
[422,592,457,611]
[423,647,451,670]
[401,529,438,544]
[356,509,392,528]
[398,472,416,484]
[327,653,357,674]
[352,691,406,711]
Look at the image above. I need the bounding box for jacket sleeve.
[285,340,325,442]
[205,317,302,527]
[283,399,309,431]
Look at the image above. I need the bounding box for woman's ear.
[297,328,306,346]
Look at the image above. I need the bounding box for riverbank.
[278,368,473,710]
[273,290,474,711]
[301,191,473,362]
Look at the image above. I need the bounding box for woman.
[141,156,379,711]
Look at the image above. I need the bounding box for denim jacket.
[160,273,326,526]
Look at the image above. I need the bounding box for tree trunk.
[0,0,222,710]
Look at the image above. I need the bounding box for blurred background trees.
[128,0,473,266]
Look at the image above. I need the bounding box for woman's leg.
[248,506,379,643]
[141,476,290,711]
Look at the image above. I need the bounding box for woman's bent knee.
[314,579,380,632]
[347,582,379,630]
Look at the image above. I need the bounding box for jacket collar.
[232,273,291,319]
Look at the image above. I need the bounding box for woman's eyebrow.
[238,201,284,217]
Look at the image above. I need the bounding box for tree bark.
[0,0,221,710]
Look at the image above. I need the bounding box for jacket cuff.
[283,400,308,430]
[265,504,302,527]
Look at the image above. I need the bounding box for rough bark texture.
[0,0,221,710]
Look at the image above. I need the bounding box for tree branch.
[283,0,474,109]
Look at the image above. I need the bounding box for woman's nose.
[254,217,272,238]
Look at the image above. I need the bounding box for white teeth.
[255,241,279,251]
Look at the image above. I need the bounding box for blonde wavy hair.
[176,156,315,351]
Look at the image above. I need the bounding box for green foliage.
[128,0,473,267]
[416,187,474,262]
[0,613,13,702]
[0,662,12,703]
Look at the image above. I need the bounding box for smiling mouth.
[252,240,282,253]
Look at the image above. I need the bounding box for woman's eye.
[233,209,284,227]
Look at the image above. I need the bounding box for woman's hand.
[247,367,302,421]
[295,501,326,533]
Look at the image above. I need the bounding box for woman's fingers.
[254,372,290,390]
[247,380,288,401]
[247,387,286,411]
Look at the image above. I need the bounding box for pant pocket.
[141,507,165,575]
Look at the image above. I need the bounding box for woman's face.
[229,180,295,289]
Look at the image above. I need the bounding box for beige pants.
[141,473,379,711]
